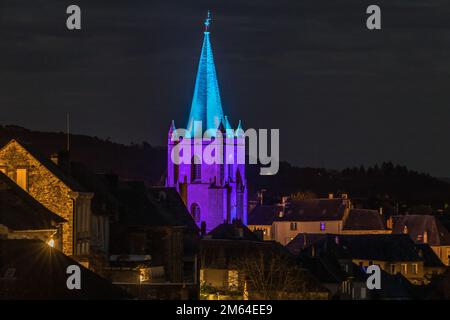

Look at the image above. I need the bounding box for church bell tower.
[166,11,248,232]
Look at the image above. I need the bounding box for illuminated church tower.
[166,12,247,232]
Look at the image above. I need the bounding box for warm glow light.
[47,238,55,248]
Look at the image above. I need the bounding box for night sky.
[1,0,450,176]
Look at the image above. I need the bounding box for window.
[401,264,408,274]
[390,264,396,274]
[190,203,201,223]
[173,163,179,185]
[228,270,239,290]
[290,222,298,231]
[191,156,201,182]
[219,164,224,184]
[320,222,326,231]
[412,263,418,275]
[16,168,28,190]
[237,192,244,220]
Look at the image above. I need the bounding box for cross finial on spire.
[204,10,212,33]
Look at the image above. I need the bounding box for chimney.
[387,216,393,229]
[278,210,284,218]
[328,193,334,199]
[50,150,70,173]
[50,153,59,165]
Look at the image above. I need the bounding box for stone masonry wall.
[0,141,74,255]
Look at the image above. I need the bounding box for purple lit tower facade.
[166,12,248,232]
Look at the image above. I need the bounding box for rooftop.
[0,172,66,231]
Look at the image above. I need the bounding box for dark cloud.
[1,0,450,176]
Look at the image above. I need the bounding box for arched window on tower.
[174,163,179,185]
[228,163,233,181]
[219,164,224,185]
[236,169,243,190]
[190,203,201,223]
[191,156,201,182]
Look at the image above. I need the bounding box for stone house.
[0,139,109,264]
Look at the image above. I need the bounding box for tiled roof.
[0,172,66,230]
[343,209,387,230]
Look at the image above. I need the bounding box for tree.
[236,247,324,299]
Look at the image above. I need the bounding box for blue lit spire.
[187,11,226,137]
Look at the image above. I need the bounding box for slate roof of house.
[206,221,260,241]
[392,215,450,246]
[299,254,361,284]
[371,271,417,300]
[0,139,86,192]
[343,209,387,231]
[426,269,450,299]
[148,187,199,232]
[415,244,446,268]
[0,172,66,231]
[275,198,347,222]
[286,233,331,256]
[0,239,131,299]
[69,162,121,217]
[288,234,422,262]
[104,178,198,231]
[247,205,282,225]
[336,234,422,262]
